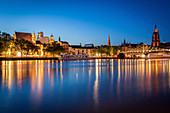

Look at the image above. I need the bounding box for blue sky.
[0,0,170,46]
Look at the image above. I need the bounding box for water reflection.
[94,59,99,110]
[1,59,170,112]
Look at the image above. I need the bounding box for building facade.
[37,32,49,44]
[69,44,96,56]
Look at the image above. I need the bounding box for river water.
[0,59,170,113]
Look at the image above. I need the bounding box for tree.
[97,46,107,57]
[96,46,121,57]
[45,43,65,57]
[0,33,12,57]
[14,39,38,56]
[111,46,121,55]
[24,40,38,56]
[14,39,26,57]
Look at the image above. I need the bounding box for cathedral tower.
[152,25,160,47]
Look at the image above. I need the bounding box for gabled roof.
[15,32,32,42]
[70,45,82,48]
[15,32,32,39]
[84,44,94,48]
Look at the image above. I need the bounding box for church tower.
[107,35,110,46]
[32,31,36,44]
[50,34,54,44]
[152,25,160,47]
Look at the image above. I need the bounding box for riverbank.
[1,56,170,61]
[0,57,59,61]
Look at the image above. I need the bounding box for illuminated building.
[40,37,49,44]
[37,31,43,39]
[50,34,54,44]
[121,39,149,57]
[152,25,160,47]
[69,43,96,56]
[121,39,140,51]
[37,31,49,44]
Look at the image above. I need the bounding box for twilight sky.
[0,0,170,46]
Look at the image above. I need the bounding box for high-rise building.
[107,35,110,46]
[152,25,160,47]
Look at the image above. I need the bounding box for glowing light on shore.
[142,54,145,58]
[41,51,43,56]
[17,52,21,57]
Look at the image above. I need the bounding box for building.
[13,32,33,43]
[13,31,44,56]
[50,34,54,44]
[69,43,96,56]
[39,37,49,44]
[107,35,110,46]
[152,25,160,47]
[150,25,170,49]
[37,31,49,44]
[56,36,69,53]
[121,39,139,51]
[121,39,149,53]
[37,32,43,40]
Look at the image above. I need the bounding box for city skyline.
[0,0,170,45]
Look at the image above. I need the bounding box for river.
[0,59,170,113]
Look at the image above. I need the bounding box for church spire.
[154,24,158,32]
[107,35,110,46]
[59,36,61,41]
[124,39,126,44]
[32,31,36,44]
[32,31,36,38]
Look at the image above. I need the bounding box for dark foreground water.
[0,59,170,113]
